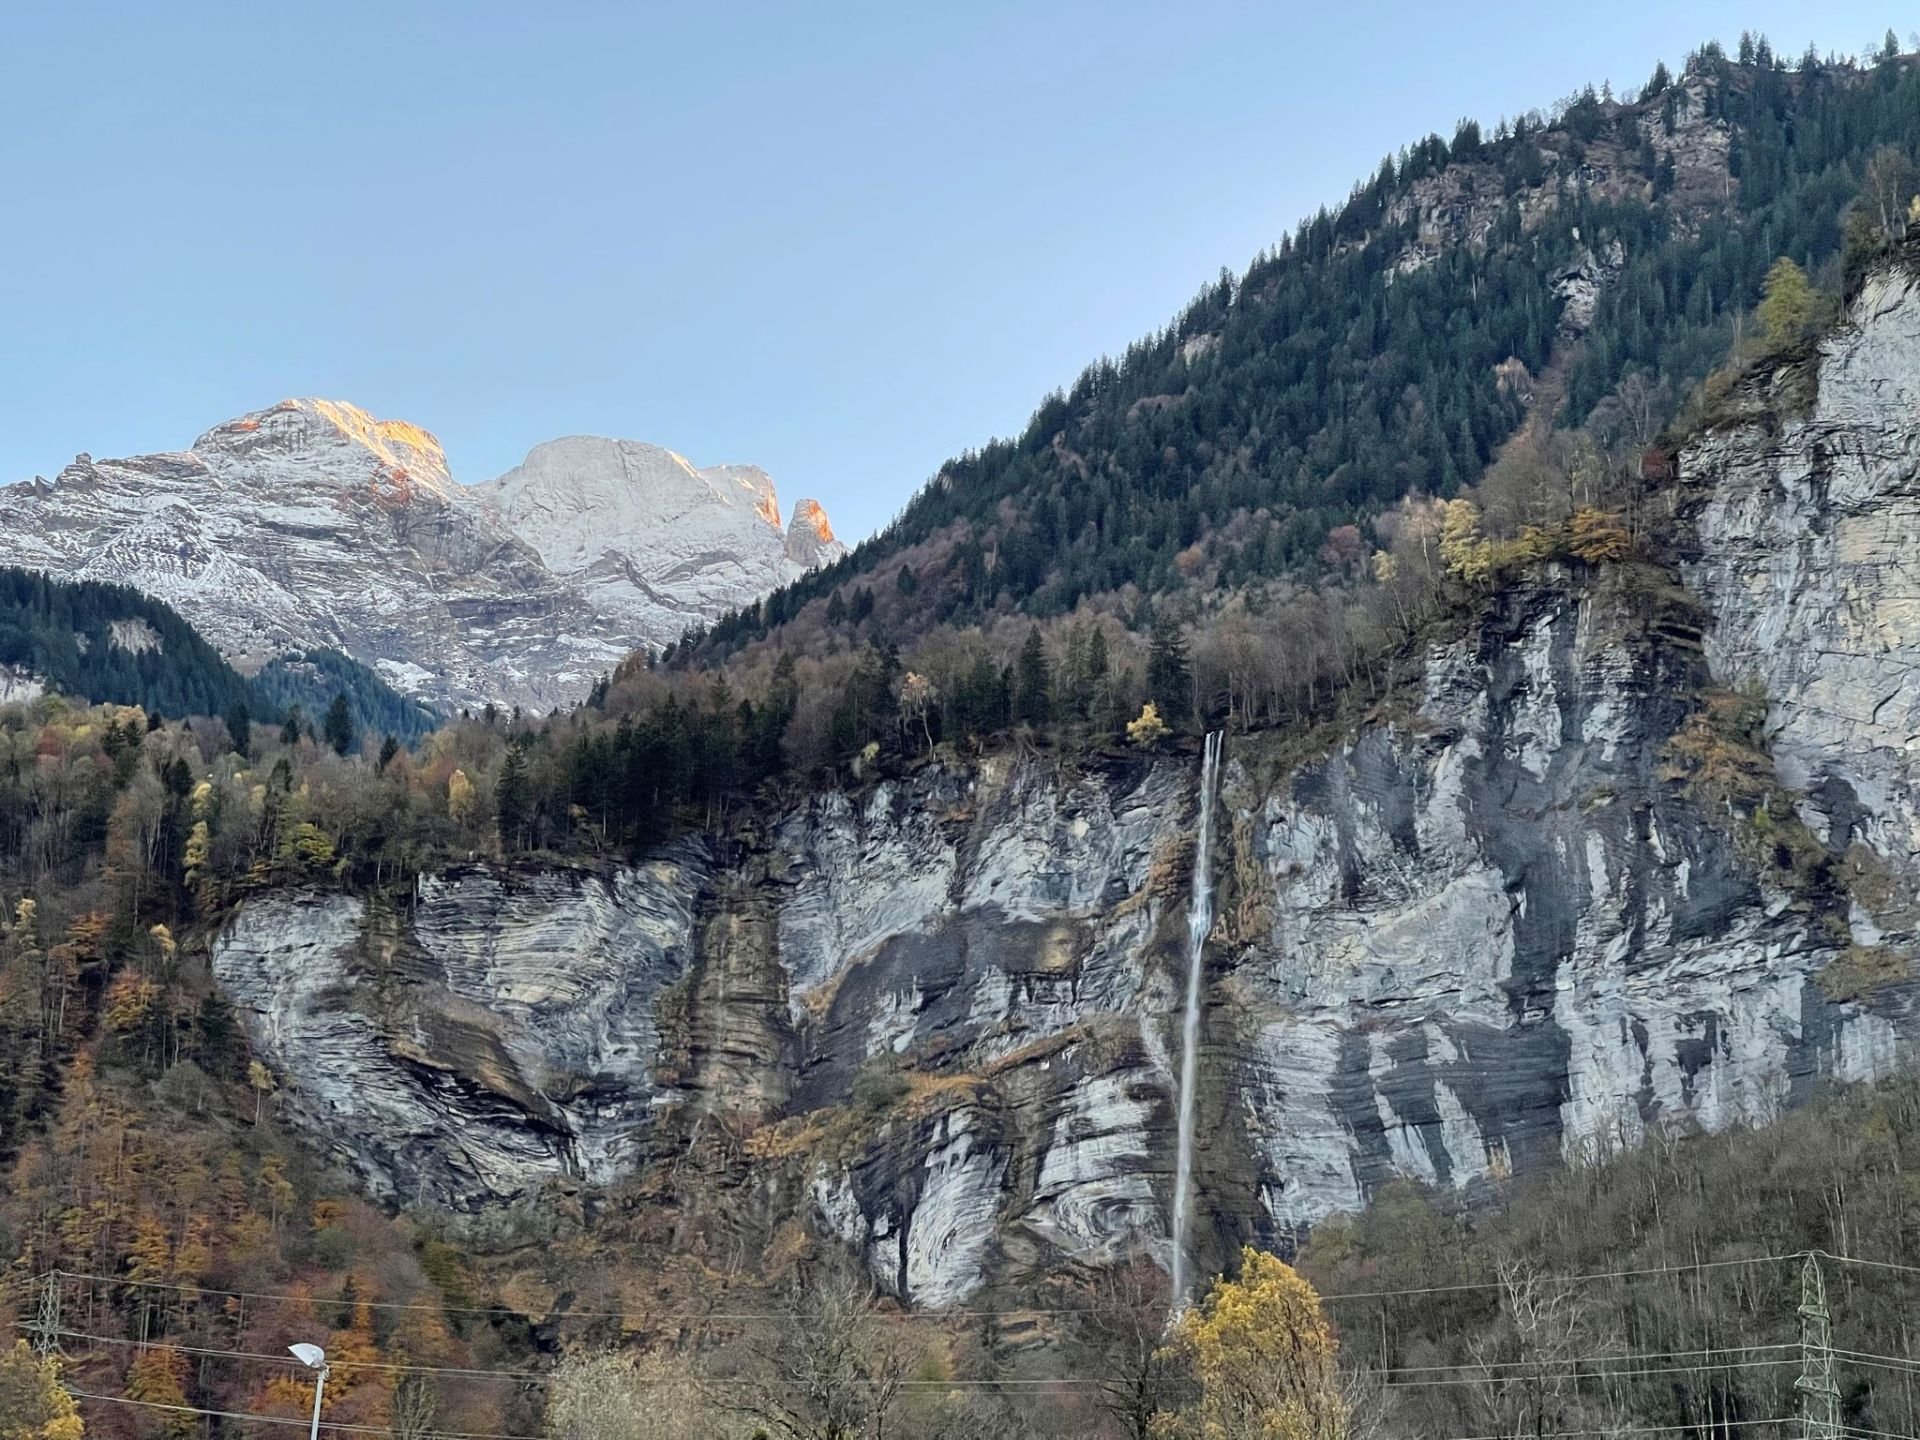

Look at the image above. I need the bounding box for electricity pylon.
[30,1270,61,1356]
[1795,1252,1840,1440]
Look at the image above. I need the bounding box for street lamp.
[290,1343,328,1440]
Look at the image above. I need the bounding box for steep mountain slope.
[473,437,844,646]
[0,398,843,712]
[0,566,256,722]
[0,565,432,737]
[211,256,1920,1310]
[689,47,1920,662]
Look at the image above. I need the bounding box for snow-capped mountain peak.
[0,401,845,710]
[194,397,459,499]
[474,435,845,643]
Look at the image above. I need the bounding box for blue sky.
[1,3,1904,541]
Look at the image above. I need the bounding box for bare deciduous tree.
[1469,1261,1603,1440]
[390,1372,440,1440]
[725,1271,911,1440]
[1078,1257,1181,1440]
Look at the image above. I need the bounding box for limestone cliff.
[212,257,1920,1310]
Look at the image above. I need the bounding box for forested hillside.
[0,569,255,722]
[0,568,438,746]
[252,649,440,744]
[681,37,1918,663]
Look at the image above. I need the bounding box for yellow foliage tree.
[183,821,211,878]
[248,1059,277,1126]
[124,1346,192,1439]
[101,971,158,1034]
[1438,498,1491,584]
[447,769,476,825]
[279,822,337,873]
[1758,256,1816,345]
[326,1292,393,1420]
[1127,702,1170,746]
[0,1342,83,1440]
[1155,1247,1349,1440]
[1567,508,1631,565]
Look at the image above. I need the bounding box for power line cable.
[1416,1418,1798,1440]
[40,1249,1804,1325]
[41,1267,1132,1321]
[1380,1355,1800,1389]
[27,1320,1821,1398]
[1320,1251,1797,1302]
[36,1324,1137,1389]
[1377,1343,1799,1376]
[1816,1251,1920,1280]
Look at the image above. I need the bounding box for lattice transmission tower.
[1795,1252,1840,1440]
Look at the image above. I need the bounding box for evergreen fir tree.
[496,739,533,852]
[322,694,355,756]
[224,700,251,755]
[1148,620,1192,724]
[1014,627,1052,727]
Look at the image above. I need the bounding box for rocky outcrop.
[214,855,706,1207]
[784,498,841,568]
[209,257,1920,1310]
[0,400,843,712]
[1383,64,1730,281]
[0,666,43,704]
[213,574,1915,1298]
[1686,262,1920,904]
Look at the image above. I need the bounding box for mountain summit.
[0,398,843,710]
[474,436,843,643]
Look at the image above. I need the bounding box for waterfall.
[1170,729,1223,1310]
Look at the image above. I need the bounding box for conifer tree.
[1758,256,1816,346]
[1086,626,1114,730]
[322,693,355,755]
[224,699,251,755]
[0,1342,83,1440]
[1014,627,1052,727]
[496,740,532,852]
[1148,620,1192,725]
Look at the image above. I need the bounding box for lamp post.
[290,1343,329,1440]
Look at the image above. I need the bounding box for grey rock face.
[211,260,1920,1309]
[0,666,44,704]
[471,437,844,652]
[1235,582,1896,1242]
[214,855,705,1209]
[1688,265,1920,897]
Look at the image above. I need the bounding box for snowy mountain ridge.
[0,398,844,712]
[473,436,836,645]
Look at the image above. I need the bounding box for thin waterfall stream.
[1170,729,1223,1310]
